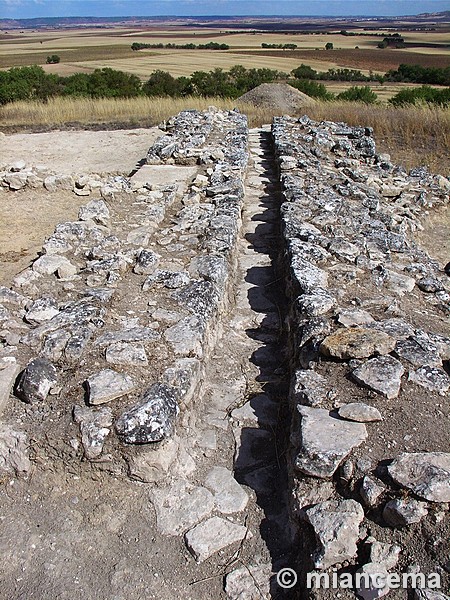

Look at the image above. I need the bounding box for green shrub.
[389,85,450,106]
[337,86,378,104]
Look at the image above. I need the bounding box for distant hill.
[0,12,449,31]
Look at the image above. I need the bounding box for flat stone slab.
[320,328,395,360]
[305,499,364,569]
[130,165,197,190]
[408,366,450,395]
[338,403,382,423]
[204,466,249,514]
[185,516,248,562]
[150,480,214,536]
[352,355,404,399]
[15,357,58,404]
[86,369,136,405]
[295,406,367,478]
[388,452,450,502]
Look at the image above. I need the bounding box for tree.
[325,42,334,50]
[143,70,181,97]
[292,64,318,80]
[46,55,60,64]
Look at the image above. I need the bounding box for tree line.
[131,42,229,51]
[0,64,448,107]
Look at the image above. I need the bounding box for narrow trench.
[232,128,297,597]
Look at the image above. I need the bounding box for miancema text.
[307,571,441,590]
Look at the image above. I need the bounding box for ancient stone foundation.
[0,109,449,600]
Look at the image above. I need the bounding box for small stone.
[185,516,249,562]
[225,563,272,600]
[87,369,136,405]
[204,466,249,514]
[305,499,364,569]
[127,438,179,483]
[369,540,401,570]
[0,424,30,475]
[164,316,205,357]
[115,383,178,444]
[150,480,214,535]
[291,479,335,515]
[95,327,159,346]
[417,277,444,293]
[73,405,113,460]
[388,452,450,502]
[320,328,395,360]
[338,403,382,423]
[133,249,160,275]
[295,406,367,478]
[105,342,148,367]
[0,358,21,417]
[408,366,450,395]
[356,562,390,600]
[395,337,441,368]
[382,268,416,295]
[24,297,59,324]
[352,355,404,399]
[15,358,57,404]
[78,199,110,226]
[41,329,71,361]
[32,255,76,277]
[383,498,428,527]
[4,172,28,190]
[291,369,331,407]
[10,160,26,171]
[296,290,336,316]
[360,476,386,508]
[338,309,374,327]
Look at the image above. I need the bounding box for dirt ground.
[0,128,160,284]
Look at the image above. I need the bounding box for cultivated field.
[1,25,449,79]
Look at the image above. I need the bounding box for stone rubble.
[273,115,449,595]
[0,109,449,597]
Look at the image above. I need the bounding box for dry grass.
[0,95,277,129]
[1,96,449,173]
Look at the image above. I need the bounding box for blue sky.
[1,0,449,18]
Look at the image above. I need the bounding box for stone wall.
[272,115,449,598]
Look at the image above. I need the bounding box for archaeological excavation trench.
[0,109,449,600]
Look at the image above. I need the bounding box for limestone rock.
[105,342,148,367]
[225,563,272,600]
[338,309,374,327]
[369,540,401,570]
[32,254,76,277]
[383,498,428,527]
[87,369,136,405]
[295,406,367,478]
[127,438,179,483]
[0,424,31,475]
[204,466,249,514]
[338,403,382,423]
[360,476,387,508]
[24,297,59,324]
[115,383,178,444]
[352,355,404,399]
[388,452,450,502]
[356,562,390,600]
[78,199,110,226]
[408,366,450,395]
[0,358,21,416]
[320,328,395,360]
[305,499,364,569]
[133,249,160,275]
[95,327,159,346]
[296,290,336,316]
[185,516,249,562]
[73,405,113,460]
[292,369,331,407]
[15,357,57,404]
[150,480,214,535]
